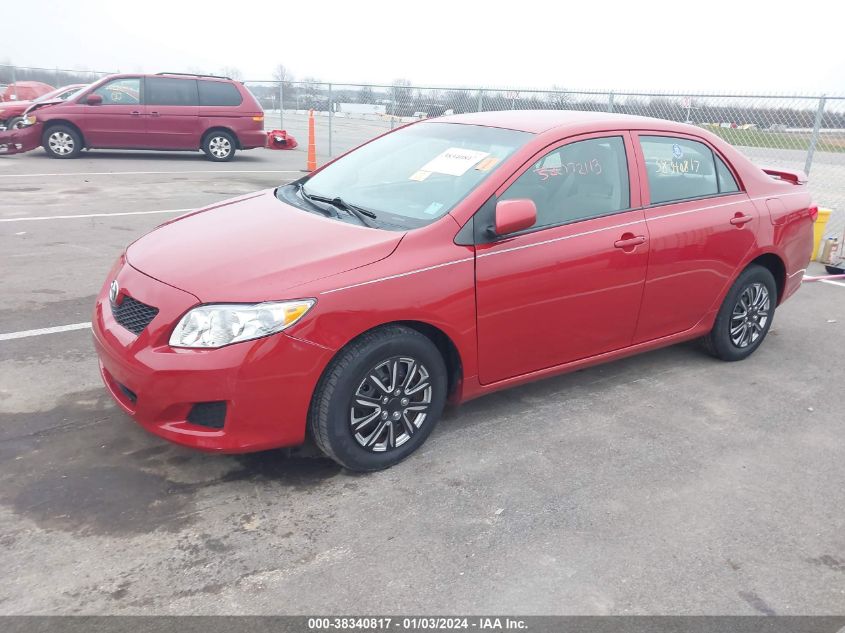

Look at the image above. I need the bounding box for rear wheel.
[202,131,236,162]
[702,264,777,361]
[42,125,82,159]
[309,325,448,471]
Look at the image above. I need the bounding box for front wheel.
[42,125,82,159]
[702,264,777,361]
[6,117,23,130]
[309,325,448,471]
[202,131,236,162]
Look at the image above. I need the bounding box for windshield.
[287,122,532,229]
[34,86,85,103]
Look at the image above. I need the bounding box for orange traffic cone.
[306,110,317,171]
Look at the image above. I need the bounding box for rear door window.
[145,77,198,106]
[639,136,721,204]
[198,80,242,106]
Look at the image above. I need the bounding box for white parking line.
[1,208,191,222]
[0,170,303,178]
[0,322,92,341]
[820,279,845,288]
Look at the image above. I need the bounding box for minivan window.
[198,80,242,106]
[640,136,719,204]
[500,136,630,229]
[285,122,532,229]
[146,77,198,106]
[93,78,141,105]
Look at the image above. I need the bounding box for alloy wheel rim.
[209,136,231,158]
[48,131,74,155]
[350,356,432,452]
[730,282,770,348]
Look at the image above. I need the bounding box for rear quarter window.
[198,80,243,107]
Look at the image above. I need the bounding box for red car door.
[475,132,649,385]
[632,133,759,343]
[143,77,201,149]
[81,77,149,148]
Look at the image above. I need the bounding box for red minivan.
[19,73,266,161]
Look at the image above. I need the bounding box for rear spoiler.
[761,166,808,185]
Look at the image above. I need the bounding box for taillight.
[808,205,819,222]
[252,115,264,122]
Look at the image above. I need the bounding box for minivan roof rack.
[156,72,232,80]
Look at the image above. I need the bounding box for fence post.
[279,81,284,129]
[390,86,396,130]
[477,89,484,113]
[804,95,826,176]
[607,92,615,113]
[328,83,333,157]
[11,65,16,101]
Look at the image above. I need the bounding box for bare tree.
[220,67,243,81]
[272,64,293,83]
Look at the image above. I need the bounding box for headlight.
[23,114,36,126]
[169,300,315,348]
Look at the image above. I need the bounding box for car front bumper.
[92,258,333,453]
[0,123,41,155]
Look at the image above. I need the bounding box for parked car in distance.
[92,111,816,471]
[0,84,86,130]
[19,72,266,161]
[1,80,54,102]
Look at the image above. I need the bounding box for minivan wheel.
[43,125,82,159]
[309,325,448,472]
[702,264,777,361]
[202,131,236,162]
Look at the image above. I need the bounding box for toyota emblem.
[109,280,120,305]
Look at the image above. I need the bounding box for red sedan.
[93,111,815,471]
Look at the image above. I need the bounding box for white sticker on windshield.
[423,202,444,215]
[420,148,490,177]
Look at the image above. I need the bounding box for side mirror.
[86,93,103,105]
[494,199,537,236]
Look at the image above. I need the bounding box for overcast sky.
[4,0,844,93]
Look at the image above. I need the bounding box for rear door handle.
[130,110,141,116]
[149,111,160,117]
[614,234,647,249]
[730,213,754,226]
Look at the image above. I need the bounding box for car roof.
[434,110,697,135]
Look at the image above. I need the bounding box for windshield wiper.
[298,183,339,218]
[300,186,378,227]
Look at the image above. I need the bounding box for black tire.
[42,124,82,159]
[202,130,237,162]
[702,264,777,361]
[825,264,845,275]
[6,117,23,130]
[308,325,448,472]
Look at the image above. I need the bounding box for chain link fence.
[0,65,115,99]
[2,65,842,240]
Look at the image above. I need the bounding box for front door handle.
[614,234,647,250]
[730,213,754,226]
[130,110,141,116]
[149,111,160,117]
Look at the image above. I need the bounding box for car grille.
[112,296,159,335]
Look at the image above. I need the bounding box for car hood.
[0,100,33,115]
[126,189,404,302]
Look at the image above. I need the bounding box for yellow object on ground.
[812,208,832,260]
